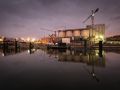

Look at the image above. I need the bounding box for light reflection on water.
[0,48,120,89]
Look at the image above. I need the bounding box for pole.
[29,42,32,54]
[91,10,94,46]
[55,31,57,43]
[99,41,103,57]
[55,31,56,37]
[15,39,18,53]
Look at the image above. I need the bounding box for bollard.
[2,39,7,56]
[84,40,87,49]
[3,39,8,50]
[83,40,87,55]
[99,41,103,57]
[3,41,6,56]
[3,40,6,49]
[84,40,86,48]
[29,42,32,49]
[15,40,18,53]
[29,42,32,54]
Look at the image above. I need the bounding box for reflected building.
[46,49,106,67]
[46,49,105,82]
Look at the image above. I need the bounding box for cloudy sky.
[0,0,120,38]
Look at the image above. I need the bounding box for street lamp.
[83,8,99,46]
[27,37,30,42]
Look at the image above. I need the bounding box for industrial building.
[57,24,105,44]
[106,35,120,45]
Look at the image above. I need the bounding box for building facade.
[57,24,105,44]
[87,24,105,43]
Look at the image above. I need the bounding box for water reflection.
[0,48,20,56]
[27,48,36,54]
[0,47,120,88]
[105,48,120,54]
[45,49,105,82]
[0,47,36,56]
[46,49,105,67]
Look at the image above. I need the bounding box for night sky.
[0,0,120,38]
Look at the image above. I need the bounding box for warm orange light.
[0,38,3,42]
[27,37,30,42]
[31,38,36,42]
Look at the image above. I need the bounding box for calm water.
[0,48,120,89]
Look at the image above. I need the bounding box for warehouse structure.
[57,24,105,44]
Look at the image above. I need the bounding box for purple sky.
[0,0,120,39]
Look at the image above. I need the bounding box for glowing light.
[96,53,98,56]
[2,53,5,56]
[27,37,30,42]
[100,35,103,39]
[0,38,3,42]
[95,35,104,43]
[32,49,36,51]
[31,38,36,42]
[95,35,98,39]
[28,50,30,53]
[92,13,95,16]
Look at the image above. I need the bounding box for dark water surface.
[0,48,120,89]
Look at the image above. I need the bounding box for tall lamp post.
[83,8,99,46]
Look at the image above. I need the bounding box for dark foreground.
[0,48,120,89]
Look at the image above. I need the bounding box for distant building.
[87,24,105,43]
[58,28,88,44]
[40,35,56,44]
[57,24,105,44]
[106,35,120,44]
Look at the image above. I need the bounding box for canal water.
[0,48,120,89]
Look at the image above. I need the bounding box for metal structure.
[40,28,58,44]
[83,8,99,45]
